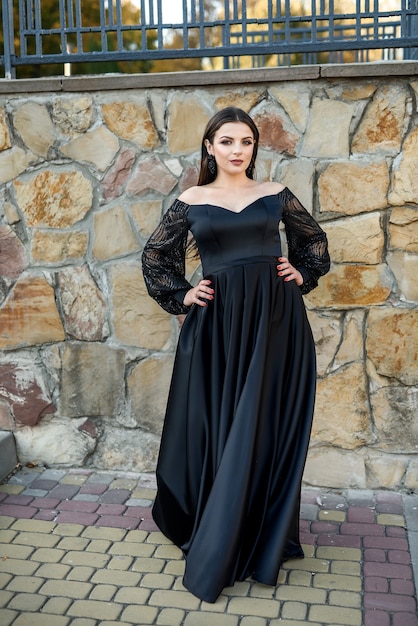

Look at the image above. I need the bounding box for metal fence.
[1,0,418,78]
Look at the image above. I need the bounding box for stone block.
[304,448,366,489]
[270,83,311,132]
[301,98,355,158]
[167,93,211,154]
[31,229,88,264]
[0,107,11,150]
[324,213,384,264]
[389,207,418,253]
[126,155,177,196]
[318,160,389,215]
[389,126,418,205]
[0,224,27,279]
[0,147,36,185]
[88,423,159,472]
[60,125,119,171]
[92,205,140,261]
[60,342,125,418]
[101,97,159,149]
[0,432,18,481]
[366,307,418,385]
[13,102,54,157]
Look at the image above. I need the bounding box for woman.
[142,107,330,603]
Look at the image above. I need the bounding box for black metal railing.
[1,0,418,79]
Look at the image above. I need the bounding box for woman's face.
[205,122,255,177]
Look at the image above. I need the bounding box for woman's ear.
[204,139,213,155]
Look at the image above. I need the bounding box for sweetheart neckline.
[187,190,286,214]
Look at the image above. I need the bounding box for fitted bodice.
[187,194,283,276]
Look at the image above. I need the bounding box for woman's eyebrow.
[218,135,253,140]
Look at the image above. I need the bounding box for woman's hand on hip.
[183,279,214,307]
[277,257,303,286]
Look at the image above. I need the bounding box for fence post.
[405,0,418,60]
[2,0,16,78]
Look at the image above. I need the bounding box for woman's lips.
[230,160,244,165]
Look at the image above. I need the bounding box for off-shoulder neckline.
[175,188,289,215]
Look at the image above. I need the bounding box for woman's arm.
[141,199,193,315]
[281,188,330,295]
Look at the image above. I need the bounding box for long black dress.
[142,188,330,603]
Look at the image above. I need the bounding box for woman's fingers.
[183,280,214,307]
[277,257,303,286]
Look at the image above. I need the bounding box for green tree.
[2,0,156,78]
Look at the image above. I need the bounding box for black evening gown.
[142,188,330,603]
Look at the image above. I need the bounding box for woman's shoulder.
[178,186,202,205]
[258,181,286,195]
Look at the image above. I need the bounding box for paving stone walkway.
[0,466,417,626]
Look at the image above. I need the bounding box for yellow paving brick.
[0,530,16,543]
[39,579,93,599]
[149,589,200,610]
[0,543,34,559]
[146,531,172,544]
[110,478,138,490]
[41,596,73,614]
[276,585,327,604]
[277,569,287,584]
[60,474,88,485]
[11,519,55,533]
[316,546,362,561]
[89,584,117,601]
[163,559,185,576]
[13,531,61,548]
[85,539,111,553]
[0,484,25,494]
[120,604,159,624]
[30,547,66,563]
[91,569,141,587]
[0,558,39,576]
[68,600,122,620]
[62,550,110,568]
[53,523,84,537]
[109,541,155,557]
[309,604,362,625]
[0,573,12,589]
[113,587,151,604]
[8,592,46,611]
[184,613,239,625]
[301,543,315,558]
[318,510,346,522]
[131,488,157,499]
[241,618,267,626]
[154,544,183,559]
[223,581,250,597]
[377,513,405,527]
[108,555,134,570]
[6,574,44,593]
[11,613,70,626]
[81,527,127,542]
[282,557,329,573]
[172,576,187,592]
[329,590,362,608]
[35,563,70,579]
[313,573,361,592]
[141,573,175,589]
[0,516,15,528]
[124,529,149,543]
[287,570,312,587]
[281,601,308,620]
[67,567,95,582]
[156,608,186,625]
[0,589,14,607]
[227,597,280,618]
[200,595,228,612]
[56,537,90,551]
[249,583,276,598]
[331,560,361,576]
[131,556,165,573]
[0,608,18,626]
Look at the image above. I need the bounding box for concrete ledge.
[0,61,417,94]
[0,432,18,482]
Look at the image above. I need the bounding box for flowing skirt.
[152,260,316,603]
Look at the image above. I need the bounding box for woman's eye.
[220,140,231,145]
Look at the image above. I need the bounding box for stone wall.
[0,63,417,490]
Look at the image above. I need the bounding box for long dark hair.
[197,107,259,186]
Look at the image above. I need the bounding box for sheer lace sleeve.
[142,199,192,315]
[281,187,330,295]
